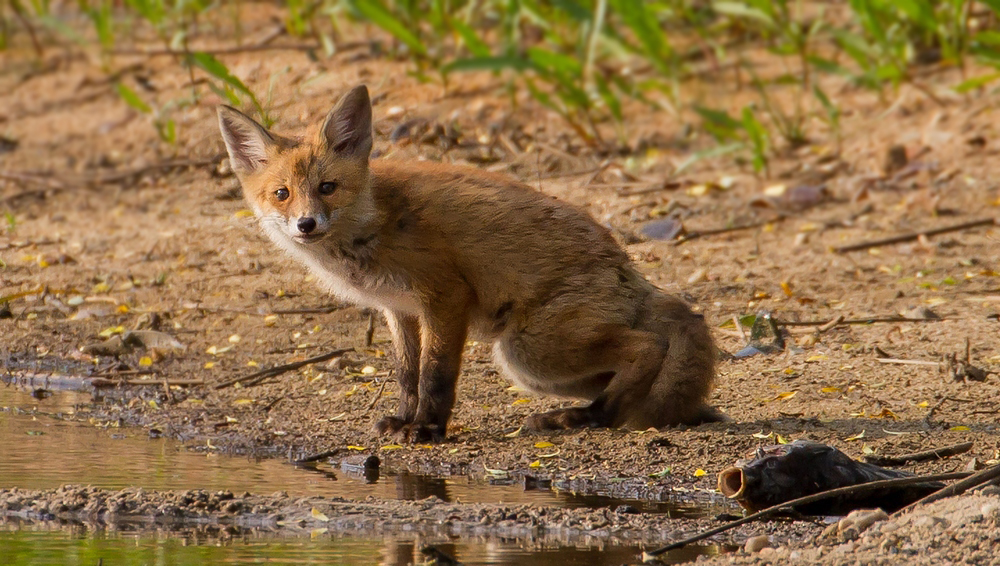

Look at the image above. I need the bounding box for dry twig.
[833,218,996,253]
[214,348,353,389]
[863,441,974,466]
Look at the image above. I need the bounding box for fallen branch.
[833,217,997,253]
[893,462,1000,517]
[640,471,970,559]
[214,348,353,390]
[863,441,974,467]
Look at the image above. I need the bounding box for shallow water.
[0,526,729,566]
[0,383,735,564]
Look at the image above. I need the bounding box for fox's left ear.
[217,106,277,175]
[321,85,373,160]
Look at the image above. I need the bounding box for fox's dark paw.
[525,407,597,431]
[375,416,444,443]
[374,416,409,435]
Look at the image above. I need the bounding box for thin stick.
[641,471,971,558]
[892,462,1000,517]
[864,441,974,466]
[675,216,786,245]
[91,378,204,387]
[214,348,353,390]
[776,316,946,327]
[364,377,390,414]
[876,358,941,366]
[833,218,996,253]
[817,315,845,333]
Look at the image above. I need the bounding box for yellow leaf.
[264,315,278,327]
[228,334,241,344]
[232,399,254,406]
[693,469,707,477]
[873,408,897,420]
[504,427,522,438]
[138,356,153,367]
[147,400,159,410]
[98,326,125,338]
[821,386,841,393]
[310,508,330,521]
[844,430,866,441]
[512,399,531,405]
[247,360,258,367]
[776,434,788,444]
[751,431,773,439]
[780,281,794,297]
[116,305,130,314]
[346,445,366,451]
[93,282,111,293]
[234,209,255,219]
[361,366,376,375]
[754,291,770,299]
[950,425,970,431]
[774,391,798,401]
[380,444,404,451]
[806,355,828,362]
[528,460,541,468]
[917,401,930,408]
[862,444,875,455]
[534,441,555,449]
[204,362,215,369]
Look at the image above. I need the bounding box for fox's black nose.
[297,217,317,234]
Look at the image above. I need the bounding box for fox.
[217,85,725,443]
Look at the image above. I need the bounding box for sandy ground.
[2,6,1000,562]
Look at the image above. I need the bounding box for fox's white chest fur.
[260,221,421,316]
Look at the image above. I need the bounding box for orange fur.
[218,85,724,442]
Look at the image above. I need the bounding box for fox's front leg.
[374,311,421,435]
[379,297,469,443]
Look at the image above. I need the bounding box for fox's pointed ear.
[321,85,373,159]
[217,105,276,175]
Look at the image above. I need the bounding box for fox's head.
[217,85,376,249]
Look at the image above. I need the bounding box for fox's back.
[369,160,645,335]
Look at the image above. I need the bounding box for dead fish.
[718,440,944,515]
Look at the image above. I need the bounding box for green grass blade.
[115,82,152,114]
[349,0,427,56]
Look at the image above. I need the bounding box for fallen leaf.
[694,469,707,477]
[534,441,555,449]
[310,508,330,521]
[346,445,366,451]
[844,430,866,441]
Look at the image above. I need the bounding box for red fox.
[218,85,724,442]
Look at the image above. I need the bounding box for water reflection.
[0,385,729,516]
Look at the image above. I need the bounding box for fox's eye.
[318,181,338,195]
[274,187,290,201]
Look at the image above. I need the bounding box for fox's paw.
[525,407,597,431]
[374,416,409,435]
[375,416,444,443]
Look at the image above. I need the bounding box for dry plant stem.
[675,216,786,245]
[863,441,974,466]
[892,463,1000,517]
[876,358,941,366]
[833,218,997,253]
[214,348,353,389]
[641,471,972,559]
[777,316,946,327]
